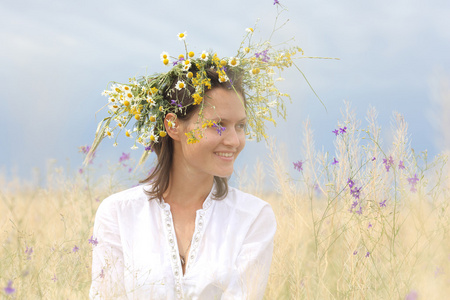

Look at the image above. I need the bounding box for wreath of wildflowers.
[85,8,331,166]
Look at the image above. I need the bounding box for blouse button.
[165,210,170,216]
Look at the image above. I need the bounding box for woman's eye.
[237,123,246,130]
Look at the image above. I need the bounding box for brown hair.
[140,67,245,201]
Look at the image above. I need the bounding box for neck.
[163,164,214,210]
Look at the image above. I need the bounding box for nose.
[222,126,241,148]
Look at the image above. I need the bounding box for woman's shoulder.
[96,185,151,213]
[221,186,274,218]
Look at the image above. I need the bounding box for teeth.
[216,152,233,157]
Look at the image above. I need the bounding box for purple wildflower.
[332,129,339,136]
[398,160,405,170]
[79,168,83,174]
[350,186,361,199]
[25,246,33,260]
[332,158,339,165]
[119,152,130,163]
[79,145,96,164]
[407,174,419,192]
[355,206,362,215]
[255,49,270,62]
[273,0,280,4]
[339,126,347,134]
[88,236,98,246]
[212,123,226,136]
[170,99,182,108]
[100,269,105,279]
[72,245,79,253]
[172,57,184,66]
[365,251,370,257]
[347,178,355,189]
[405,290,418,300]
[52,274,57,282]
[351,201,358,210]
[379,199,387,207]
[382,156,394,172]
[368,222,372,229]
[372,157,376,161]
[145,145,153,152]
[293,161,303,172]
[434,266,444,277]
[353,250,358,255]
[4,280,15,295]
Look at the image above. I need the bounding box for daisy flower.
[131,145,138,150]
[177,31,187,41]
[182,59,191,70]
[104,127,114,139]
[228,57,240,67]
[175,80,186,90]
[101,90,110,96]
[146,96,155,106]
[125,129,133,138]
[109,104,119,112]
[160,51,169,61]
[246,28,254,33]
[200,51,209,61]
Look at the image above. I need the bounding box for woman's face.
[176,87,246,178]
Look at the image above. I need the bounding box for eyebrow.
[211,117,247,122]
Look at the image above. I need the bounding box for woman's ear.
[164,113,181,141]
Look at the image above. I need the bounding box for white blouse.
[89,184,276,300]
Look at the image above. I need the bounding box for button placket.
[161,206,184,299]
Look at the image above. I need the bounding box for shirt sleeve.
[224,203,277,300]
[89,198,127,299]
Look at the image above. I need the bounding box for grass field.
[1,105,449,299]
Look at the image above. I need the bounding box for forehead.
[202,88,246,120]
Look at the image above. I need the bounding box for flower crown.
[85,13,328,166]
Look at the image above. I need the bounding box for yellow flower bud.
[187,72,193,78]
[163,58,169,65]
[188,51,194,58]
[135,114,140,120]
[150,115,156,122]
[159,131,167,137]
[123,100,130,106]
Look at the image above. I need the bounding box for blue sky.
[1,0,449,184]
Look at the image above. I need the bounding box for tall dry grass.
[1,102,449,299]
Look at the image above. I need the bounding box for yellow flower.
[244,47,250,54]
[123,100,130,106]
[192,93,203,105]
[220,60,227,66]
[175,80,186,90]
[178,32,187,40]
[146,96,155,105]
[135,114,141,120]
[159,106,163,112]
[188,51,194,58]
[150,115,156,122]
[179,54,185,60]
[187,72,194,79]
[251,68,260,75]
[159,131,167,137]
[163,59,169,65]
[246,28,254,33]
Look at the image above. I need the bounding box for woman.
[89,63,278,299]
[86,25,306,297]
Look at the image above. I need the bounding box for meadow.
[1,103,449,299]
